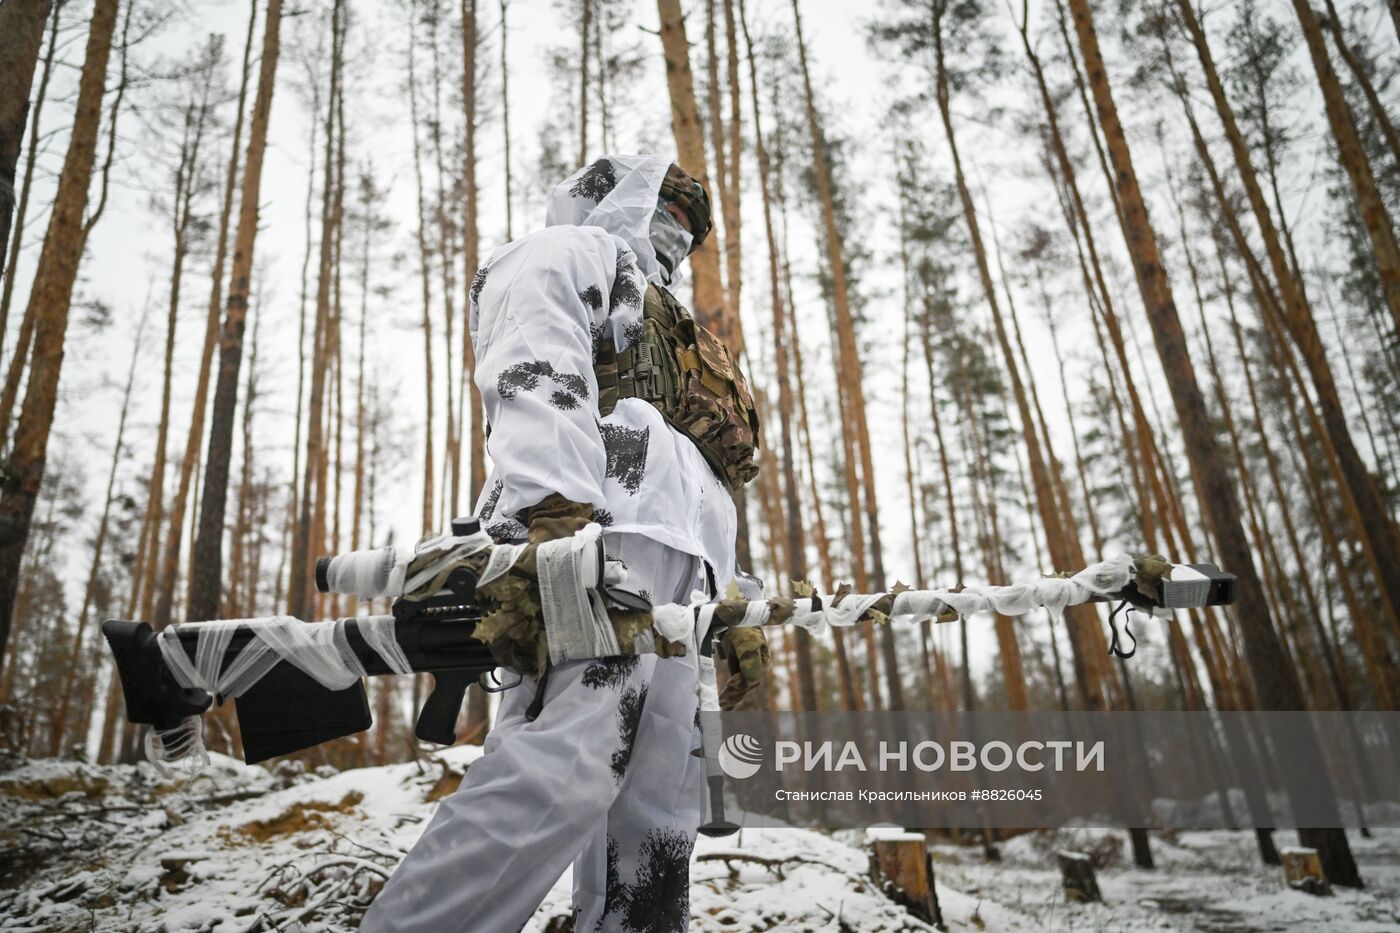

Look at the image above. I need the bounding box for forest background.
[0,1,1396,865]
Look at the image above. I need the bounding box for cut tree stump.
[867,829,944,929]
[1057,850,1103,903]
[1281,847,1332,896]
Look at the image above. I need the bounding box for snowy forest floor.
[1,748,1397,932]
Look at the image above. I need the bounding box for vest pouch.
[669,317,761,489]
[637,315,681,411]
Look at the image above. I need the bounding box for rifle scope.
[315,517,483,600]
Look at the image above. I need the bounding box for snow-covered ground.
[1,750,1396,931]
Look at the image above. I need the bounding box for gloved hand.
[470,493,592,677]
[472,494,670,673]
[717,625,770,710]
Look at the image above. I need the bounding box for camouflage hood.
[546,154,675,287]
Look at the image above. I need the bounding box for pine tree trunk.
[791,0,900,709]
[423,10,455,529]
[1211,246,1356,711]
[936,6,1102,710]
[1289,0,1400,333]
[1261,297,1400,709]
[329,93,346,613]
[918,296,974,711]
[407,6,436,537]
[153,0,256,630]
[739,0,815,709]
[722,0,743,350]
[458,0,489,745]
[461,0,482,506]
[0,0,52,290]
[1173,0,1400,645]
[1180,82,1400,650]
[0,0,120,671]
[142,65,214,626]
[656,0,725,329]
[288,0,343,621]
[49,309,144,756]
[0,0,58,351]
[498,0,513,243]
[1069,0,1360,886]
[187,0,285,623]
[772,132,854,709]
[577,0,590,166]
[353,175,371,552]
[1319,0,1400,169]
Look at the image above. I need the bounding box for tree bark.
[187,0,285,623]
[461,0,483,507]
[578,0,591,166]
[0,0,119,672]
[0,0,58,352]
[791,0,901,709]
[407,4,436,538]
[1288,0,1400,334]
[771,109,854,709]
[738,0,814,709]
[656,0,725,330]
[0,0,52,290]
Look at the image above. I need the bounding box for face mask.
[650,203,693,284]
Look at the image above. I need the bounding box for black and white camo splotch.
[579,285,604,314]
[470,258,494,315]
[600,422,649,495]
[570,158,618,202]
[478,477,503,521]
[485,517,526,543]
[610,685,647,784]
[497,359,590,411]
[609,251,643,316]
[477,479,528,542]
[581,656,640,691]
[592,835,623,932]
[618,829,693,933]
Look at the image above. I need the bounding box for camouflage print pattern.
[1131,553,1172,605]
[522,492,595,545]
[717,625,770,711]
[595,283,760,490]
[658,164,712,247]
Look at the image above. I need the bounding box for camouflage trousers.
[361,536,709,933]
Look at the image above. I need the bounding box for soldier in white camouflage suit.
[361,155,767,933]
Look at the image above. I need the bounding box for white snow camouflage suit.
[360,155,738,933]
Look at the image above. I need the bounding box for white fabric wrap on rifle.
[322,547,406,601]
[535,522,623,663]
[157,614,413,700]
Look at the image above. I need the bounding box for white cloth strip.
[153,554,1144,708]
[158,614,411,700]
[715,554,1136,629]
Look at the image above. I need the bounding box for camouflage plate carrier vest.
[595,284,760,489]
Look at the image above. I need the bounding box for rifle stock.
[102,572,496,763]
